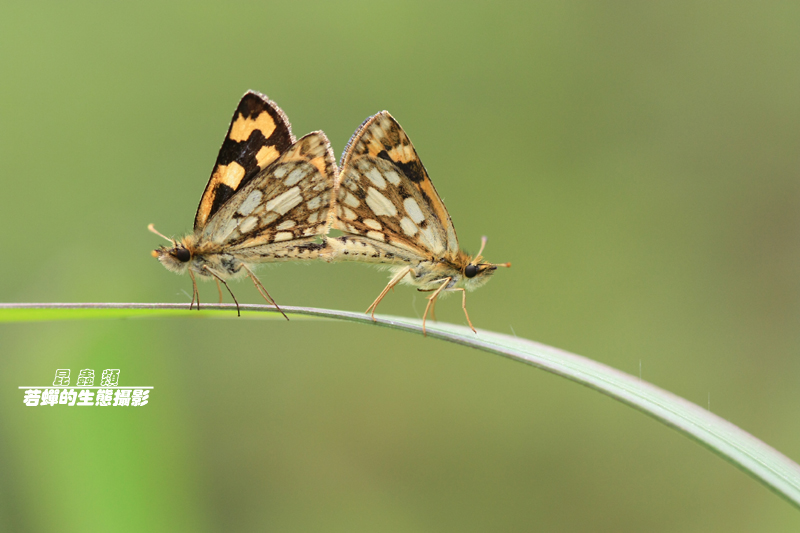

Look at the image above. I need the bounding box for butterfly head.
[462,236,510,290]
[148,224,194,274]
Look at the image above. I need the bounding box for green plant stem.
[2,302,799,510]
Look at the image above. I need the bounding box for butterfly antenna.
[148,224,175,245]
[475,236,511,269]
[473,236,489,263]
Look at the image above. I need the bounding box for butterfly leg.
[215,279,223,304]
[416,288,438,321]
[240,263,289,321]
[202,266,241,317]
[366,266,412,321]
[188,269,200,311]
[422,278,452,336]
[451,288,476,334]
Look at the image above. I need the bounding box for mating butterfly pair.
[150,91,509,334]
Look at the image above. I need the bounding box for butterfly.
[149,91,337,318]
[321,111,510,334]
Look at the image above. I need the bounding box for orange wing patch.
[213,162,246,189]
[255,145,280,168]
[228,110,276,142]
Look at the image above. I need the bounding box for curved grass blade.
[1,302,799,509]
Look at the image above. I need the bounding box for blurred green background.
[1,1,799,531]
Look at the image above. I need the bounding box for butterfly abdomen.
[322,235,421,265]
[236,239,328,262]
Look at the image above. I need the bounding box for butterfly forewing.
[334,111,460,258]
[200,131,337,248]
[194,91,295,231]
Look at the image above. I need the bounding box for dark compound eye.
[464,264,479,278]
[173,247,191,262]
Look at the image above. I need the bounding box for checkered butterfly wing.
[194,90,295,231]
[333,111,460,259]
[198,131,337,248]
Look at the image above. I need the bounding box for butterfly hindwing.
[199,131,337,248]
[194,91,295,230]
[334,111,460,258]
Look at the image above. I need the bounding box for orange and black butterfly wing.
[194,91,295,231]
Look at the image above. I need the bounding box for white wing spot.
[418,227,444,254]
[215,219,239,243]
[238,190,263,216]
[340,206,357,220]
[276,219,296,230]
[273,231,294,242]
[365,166,386,189]
[403,197,425,224]
[366,188,397,217]
[306,196,323,210]
[238,216,258,234]
[284,166,308,187]
[307,211,319,223]
[363,218,382,231]
[273,165,290,179]
[383,169,401,186]
[262,212,279,225]
[400,216,418,236]
[366,230,386,242]
[265,186,303,215]
[343,191,360,208]
[377,115,393,131]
